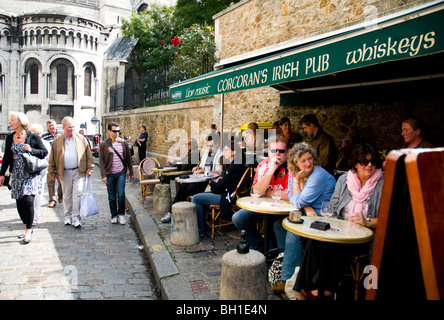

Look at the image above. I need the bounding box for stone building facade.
[0,0,177,135]
[211,0,444,151]
[105,0,443,165]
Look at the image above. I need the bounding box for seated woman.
[161,134,223,223]
[294,143,384,300]
[168,138,200,171]
[272,142,336,293]
[192,137,246,237]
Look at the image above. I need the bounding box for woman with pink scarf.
[294,143,384,300]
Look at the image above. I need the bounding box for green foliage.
[170,24,217,80]
[173,0,242,30]
[120,1,238,76]
[121,4,178,70]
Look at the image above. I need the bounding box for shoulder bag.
[105,140,126,167]
[22,152,49,174]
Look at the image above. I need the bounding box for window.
[30,64,39,94]
[56,64,68,94]
[84,67,92,96]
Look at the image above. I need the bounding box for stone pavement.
[0,169,159,300]
[125,172,285,300]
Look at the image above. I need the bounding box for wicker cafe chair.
[138,157,161,203]
[207,167,254,238]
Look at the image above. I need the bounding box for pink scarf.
[346,168,383,219]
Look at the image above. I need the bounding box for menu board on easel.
[365,149,425,300]
[405,148,444,300]
[366,148,444,300]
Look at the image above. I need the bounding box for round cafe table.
[282,216,374,244]
[175,173,218,184]
[282,216,373,299]
[236,196,295,252]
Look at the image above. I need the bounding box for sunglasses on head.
[358,158,379,166]
[270,149,287,154]
[110,129,120,133]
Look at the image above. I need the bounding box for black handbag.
[22,153,49,174]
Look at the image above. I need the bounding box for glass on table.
[250,185,259,204]
[271,186,282,207]
[320,201,334,218]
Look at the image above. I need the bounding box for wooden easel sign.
[366,148,444,300]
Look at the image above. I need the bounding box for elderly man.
[42,119,63,208]
[232,135,292,252]
[48,117,94,228]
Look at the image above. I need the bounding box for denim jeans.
[191,192,221,231]
[274,218,306,281]
[106,171,126,218]
[232,209,265,252]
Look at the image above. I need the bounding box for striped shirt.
[42,130,61,144]
[111,142,124,174]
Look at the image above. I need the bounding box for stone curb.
[125,190,195,300]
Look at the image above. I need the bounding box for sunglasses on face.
[358,158,379,166]
[110,130,120,133]
[270,149,287,154]
[206,144,215,148]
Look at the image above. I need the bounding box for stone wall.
[103,98,217,165]
[103,0,443,163]
[211,0,443,152]
[214,0,431,61]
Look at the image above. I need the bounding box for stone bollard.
[153,184,171,213]
[220,231,267,300]
[170,201,199,246]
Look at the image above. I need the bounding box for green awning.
[170,4,444,102]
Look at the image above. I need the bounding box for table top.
[175,173,218,183]
[151,167,178,173]
[236,196,295,215]
[162,170,192,176]
[282,216,374,244]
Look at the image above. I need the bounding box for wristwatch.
[366,216,372,227]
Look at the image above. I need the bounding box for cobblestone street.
[0,169,159,300]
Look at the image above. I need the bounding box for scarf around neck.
[346,168,383,220]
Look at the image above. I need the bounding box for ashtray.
[287,217,304,224]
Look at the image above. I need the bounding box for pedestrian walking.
[42,119,63,208]
[0,112,48,244]
[48,116,94,228]
[99,122,134,225]
[29,124,51,226]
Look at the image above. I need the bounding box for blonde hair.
[287,142,320,175]
[9,112,29,129]
[30,123,44,136]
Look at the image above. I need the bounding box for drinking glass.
[271,186,282,207]
[204,165,210,176]
[320,201,333,218]
[250,186,259,204]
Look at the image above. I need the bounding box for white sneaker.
[111,217,118,224]
[161,212,171,223]
[64,218,72,226]
[73,220,82,229]
[118,215,126,225]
